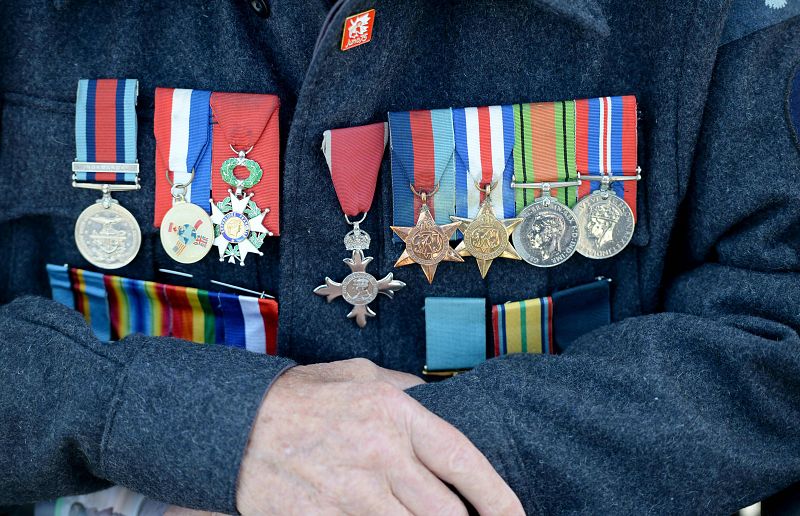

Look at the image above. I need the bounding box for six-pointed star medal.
[391,204,463,284]
[451,199,523,278]
[314,250,405,328]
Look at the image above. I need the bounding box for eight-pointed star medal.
[391,204,463,284]
[210,189,273,266]
[451,199,523,278]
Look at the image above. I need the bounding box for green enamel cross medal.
[210,146,273,266]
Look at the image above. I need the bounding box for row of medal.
[72,81,280,270]
[67,79,640,328]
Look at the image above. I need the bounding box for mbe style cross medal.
[314,123,404,327]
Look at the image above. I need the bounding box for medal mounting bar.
[71,161,141,191]
[576,166,642,184]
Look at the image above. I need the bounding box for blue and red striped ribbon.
[388,108,456,240]
[74,79,139,184]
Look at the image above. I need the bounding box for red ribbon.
[210,92,281,235]
[323,122,387,217]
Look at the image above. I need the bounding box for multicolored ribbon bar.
[46,265,277,354]
[74,79,139,184]
[210,92,281,235]
[388,108,456,238]
[575,95,638,218]
[492,278,612,357]
[424,297,486,372]
[154,88,213,225]
[512,100,577,211]
[452,105,516,219]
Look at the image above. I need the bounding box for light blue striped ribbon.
[81,270,111,342]
[75,79,138,164]
[46,264,75,310]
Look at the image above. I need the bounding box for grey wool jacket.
[1,0,799,514]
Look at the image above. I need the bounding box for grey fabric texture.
[0,0,799,514]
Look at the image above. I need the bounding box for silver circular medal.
[75,202,141,270]
[160,201,215,264]
[512,199,579,267]
[573,192,635,259]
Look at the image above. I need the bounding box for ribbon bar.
[74,79,139,188]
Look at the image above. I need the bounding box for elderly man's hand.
[236,358,524,516]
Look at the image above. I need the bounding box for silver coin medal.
[314,213,405,328]
[573,172,639,260]
[511,181,580,267]
[159,169,214,264]
[210,145,273,266]
[74,182,142,270]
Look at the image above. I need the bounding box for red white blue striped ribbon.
[452,105,516,219]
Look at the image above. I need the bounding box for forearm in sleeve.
[0,296,295,513]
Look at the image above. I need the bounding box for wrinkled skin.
[236,359,524,516]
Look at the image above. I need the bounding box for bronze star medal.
[451,197,523,278]
[391,204,463,284]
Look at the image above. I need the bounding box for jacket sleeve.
[0,296,295,513]
[408,21,800,516]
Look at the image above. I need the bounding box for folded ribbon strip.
[452,105,516,219]
[388,109,456,235]
[210,92,281,234]
[153,87,213,225]
[45,265,278,355]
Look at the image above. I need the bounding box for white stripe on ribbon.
[597,97,605,173]
[464,107,483,218]
[169,88,193,203]
[605,96,612,173]
[239,296,266,354]
[488,105,506,216]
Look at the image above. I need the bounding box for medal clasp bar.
[576,167,642,184]
[72,162,141,192]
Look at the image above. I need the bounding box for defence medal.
[72,79,142,270]
[573,95,641,259]
[511,181,581,267]
[154,88,215,264]
[314,123,405,328]
[210,146,273,265]
[450,182,522,278]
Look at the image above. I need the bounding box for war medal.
[154,88,215,264]
[314,123,404,327]
[72,79,142,270]
[573,95,640,259]
[451,182,522,278]
[210,146,272,265]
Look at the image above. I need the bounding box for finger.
[389,462,468,516]
[407,403,524,516]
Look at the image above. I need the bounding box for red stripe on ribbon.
[621,96,638,220]
[211,92,281,235]
[94,79,118,163]
[153,87,175,227]
[327,122,386,217]
[575,99,591,200]
[408,110,436,219]
[164,284,192,340]
[257,298,279,356]
[491,305,500,358]
[477,106,493,203]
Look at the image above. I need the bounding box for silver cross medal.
[314,215,405,328]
